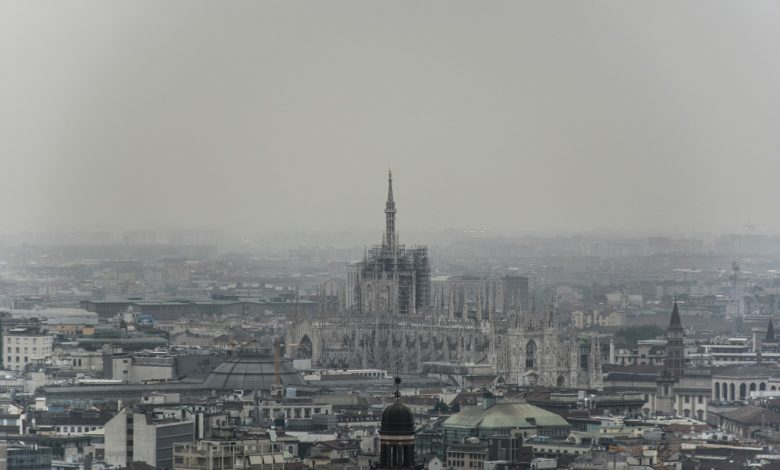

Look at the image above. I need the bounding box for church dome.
[380,401,415,435]
[202,349,307,392]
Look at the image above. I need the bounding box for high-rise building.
[348,172,430,315]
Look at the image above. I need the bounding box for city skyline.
[4,2,780,469]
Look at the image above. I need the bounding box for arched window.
[739,383,747,399]
[696,409,704,420]
[722,382,728,400]
[298,335,313,359]
[557,375,565,388]
[760,383,766,391]
[750,383,757,393]
[714,382,720,399]
[729,383,735,400]
[525,341,536,368]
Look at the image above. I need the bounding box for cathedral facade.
[289,173,602,389]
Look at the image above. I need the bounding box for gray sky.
[2,1,780,235]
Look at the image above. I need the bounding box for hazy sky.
[3,2,780,235]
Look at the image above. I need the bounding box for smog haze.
[3,1,780,236]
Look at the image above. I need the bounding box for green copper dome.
[443,401,569,431]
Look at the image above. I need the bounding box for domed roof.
[380,401,414,435]
[202,350,307,391]
[380,376,415,436]
[442,401,569,431]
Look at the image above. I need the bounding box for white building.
[105,405,195,469]
[3,327,53,371]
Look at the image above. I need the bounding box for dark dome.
[202,350,307,392]
[380,401,415,435]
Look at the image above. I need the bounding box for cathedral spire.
[767,319,776,343]
[385,170,397,252]
[387,169,394,205]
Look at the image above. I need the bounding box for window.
[684,396,690,403]
[698,396,703,404]
[526,341,536,368]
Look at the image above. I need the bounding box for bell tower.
[656,301,685,415]
[665,301,685,379]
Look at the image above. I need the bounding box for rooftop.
[721,406,780,425]
[713,364,780,379]
[202,350,308,391]
[443,401,569,430]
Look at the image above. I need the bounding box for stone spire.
[384,170,397,253]
[664,300,685,379]
[668,300,682,330]
[767,319,776,343]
